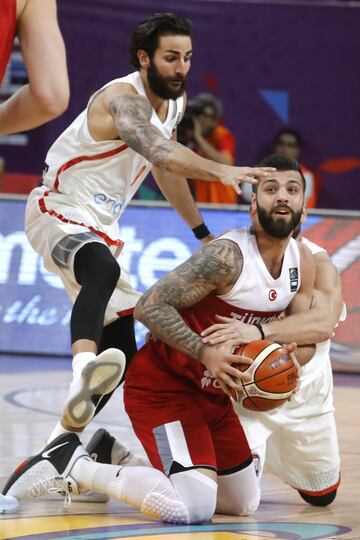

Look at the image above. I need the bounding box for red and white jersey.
[126,227,301,401]
[41,71,183,227]
[216,228,301,321]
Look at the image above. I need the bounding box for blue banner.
[0,198,358,372]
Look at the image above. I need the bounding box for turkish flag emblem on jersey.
[269,289,277,301]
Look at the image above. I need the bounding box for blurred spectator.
[180,93,237,204]
[242,128,321,207]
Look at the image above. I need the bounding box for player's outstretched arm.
[263,250,342,345]
[0,0,69,135]
[134,240,252,395]
[152,166,214,244]
[108,93,274,194]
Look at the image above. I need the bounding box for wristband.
[192,223,211,240]
[254,322,265,340]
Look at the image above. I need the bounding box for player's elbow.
[33,84,69,120]
[315,319,334,341]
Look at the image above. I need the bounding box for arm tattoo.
[135,240,243,360]
[109,94,177,170]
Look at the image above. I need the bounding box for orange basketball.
[231,339,297,411]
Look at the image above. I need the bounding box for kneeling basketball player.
[3,155,316,523]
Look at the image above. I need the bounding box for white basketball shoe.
[62,348,126,428]
[2,433,89,506]
[0,493,19,514]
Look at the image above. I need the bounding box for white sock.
[72,352,96,381]
[46,421,72,444]
[120,451,151,467]
[71,459,170,511]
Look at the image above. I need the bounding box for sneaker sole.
[62,349,125,428]
[0,495,19,514]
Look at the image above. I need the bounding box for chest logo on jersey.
[289,267,299,292]
[201,369,221,390]
[269,289,277,301]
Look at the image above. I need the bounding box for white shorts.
[25,187,141,325]
[234,354,340,493]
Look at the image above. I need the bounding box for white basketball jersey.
[41,71,183,227]
[215,227,301,322]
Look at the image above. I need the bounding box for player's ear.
[138,49,150,68]
[250,193,257,215]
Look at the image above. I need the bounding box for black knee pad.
[74,242,120,288]
[298,488,337,506]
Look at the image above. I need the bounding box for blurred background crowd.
[0,0,359,210]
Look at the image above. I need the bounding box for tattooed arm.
[134,239,251,395]
[134,239,242,358]
[88,83,275,191]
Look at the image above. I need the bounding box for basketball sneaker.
[2,433,89,505]
[86,428,131,466]
[0,493,19,514]
[70,429,128,504]
[62,348,126,428]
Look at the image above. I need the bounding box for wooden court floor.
[0,355,359,540]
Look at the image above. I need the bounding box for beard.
[147,60,187,100]
[257,203,303,239]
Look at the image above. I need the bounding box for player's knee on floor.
[216,459,260,516]
[171,469,217,523]
[142,469,217,524]
[298,488,337,506]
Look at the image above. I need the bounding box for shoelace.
[29,476,72,508]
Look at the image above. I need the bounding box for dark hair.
[196,93,223,119]
[129,13,193,69]
[252,154,306,193]
[274,127,303,148]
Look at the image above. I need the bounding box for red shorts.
[124,344,251,475]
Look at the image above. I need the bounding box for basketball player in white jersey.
[201,225,344,506]
[23,13,275,447]
[3,155,317,522]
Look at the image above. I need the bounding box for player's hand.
[284,342,302,399]
[199,342,253,399]
[201,315,260,345]
[219,166,276,194]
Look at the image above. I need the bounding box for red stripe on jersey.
[38,191,123,248]
[130,164,147,186]
[116,308,135,318]
[53,143,128,190]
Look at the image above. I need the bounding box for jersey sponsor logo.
[269,289,277,301]
[289,267,299,292]
[93,192,124,217]
[201,369,221,390]
[42,441,69,459]
[230,311,280,324]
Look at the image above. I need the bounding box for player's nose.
[276,187,289,202]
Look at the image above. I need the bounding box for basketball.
[231,339,297,411]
